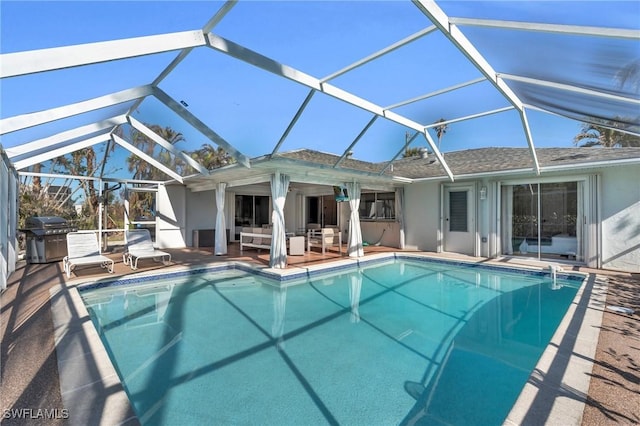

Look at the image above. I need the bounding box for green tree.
[402,147,423,158]
[18,183,77,229]
[190,144,235,169]
[127,125,186,180]
[54,148,103,228]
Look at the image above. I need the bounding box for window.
[448,191,468,232]
[359,192,395,221]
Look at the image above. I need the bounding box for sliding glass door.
[306,195,337,228]
[501,181,581,261]
[234,195,270,239]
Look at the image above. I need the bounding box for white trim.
[0,86,153,135]
[1,30,206,78]
[500,73,640,105]
[127,116,209,175]
[412,0,541,173]
[441,182,477,256]
[152,87,251,168]
[13,134,110,170]
[5,115,127,159]
[205,32,454,180]
[321,26,437,83]
[450,17,640,40]
[385,77,486,110]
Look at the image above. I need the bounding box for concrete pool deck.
[1,245,638,425]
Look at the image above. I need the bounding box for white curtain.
[272,287,287,349]
[346,181,364,257]
[270,172,290,268]
[214,182,227,255]
[577,180,584,263]
[396,187,405,249]
[349,271,362,323]
[501,185,514,255]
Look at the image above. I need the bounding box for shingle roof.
[278,147,640,180]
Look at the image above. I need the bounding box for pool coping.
[50,252,603,426]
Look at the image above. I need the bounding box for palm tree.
[127,125,186,180]
[574,122,640,147]
[615,58,640,94]
[434,118,448,150]
[190,144,235,170]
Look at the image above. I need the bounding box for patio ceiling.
[1,1,638,187]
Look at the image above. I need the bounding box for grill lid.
[25,216,68,229]
[22,216,77,235]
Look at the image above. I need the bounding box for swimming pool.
[79,257,583,425]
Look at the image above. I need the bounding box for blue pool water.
[80,258,582,425]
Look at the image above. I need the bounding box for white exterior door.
[444,186,475,255]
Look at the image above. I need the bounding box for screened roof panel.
[274,91,375,157]
[426,109,529,152]
[3,101,133,157]
[20,140,112,177]
[350,119,420,164]
[130,97,220,156]
[438,1,639,29]
[214,1,429,78]
[101,141,174,182]
[460,27,639,98]
[391,80,512,129]
[1,1,638,185]
[158,48,312,157]
[0,54,173,115]
[0,1,217,51]
[511,81,640,133]
[328,30,485,107]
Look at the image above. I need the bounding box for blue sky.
[1,0,639,175]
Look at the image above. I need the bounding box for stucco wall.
[157,184,186,248]
[361,221,400,248]
[184,188,235,246]
[600,165,640,272]
[403,181,441,251]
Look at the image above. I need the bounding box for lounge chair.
[63,232,115,278]
[123,229,171,270]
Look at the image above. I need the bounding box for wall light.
[480,186,487,200]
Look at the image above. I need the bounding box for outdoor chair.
[123,229,172,270]
[63,232,115,278]
[307,228,342,255]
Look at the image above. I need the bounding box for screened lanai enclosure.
[1,1,639,287]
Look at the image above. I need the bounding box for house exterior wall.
[159,164,639,273]
[284,191,297,234]
[183,188,235,246]
[403,181,441,251]
[600,164,640,272]
[185,189,215,246]
[156,184,187,248]
[361,222,401,247]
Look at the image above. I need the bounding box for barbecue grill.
[22,216,78,264]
